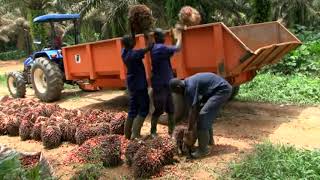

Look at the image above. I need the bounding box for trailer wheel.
[229,86,240,101]
[31,57,64,102]
[7,72,26,98]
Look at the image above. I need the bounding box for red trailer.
[62,21,301,91]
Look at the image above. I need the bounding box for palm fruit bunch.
[109,112,126,135]
[93,123,110,136]
[100,135,122,167]
[148,136,177,165]
[75,125,97,145]
[41,125,62,149]
[125,139,146,166]
[64,123,77,143]
[31,116,48,141]
[132,146,164,178]
[172,126,188,155]
[6,116,21,136]
[19,119,34,141]
[0,112,8,135]
[178,6,201,27]
[128,4,155,34]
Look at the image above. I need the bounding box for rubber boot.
[191,130,210,159]
[150,116,159,138]
[124,117,134,139]
[131,116,146,139]
[168,113,175,136]
[209,128,214,146]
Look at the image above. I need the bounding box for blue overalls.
[122,48,150,119]
[150,43,179,117]
[184,73,232,130]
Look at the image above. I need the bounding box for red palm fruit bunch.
[148,136,177,165]
[178,6,201,27]
[37,104,60,117]
[172,126,188,155]
[97,111,113,123]
[128,4,155,34]
[132,146,164,178]
[109,112,127,135]
[41,125,62,149]
[75,125,97,145]
[58,119,70,141]
[0,112,8,135]
[31,116,48,141]
[64,123,77,143]
[100,135,122,167]
[6,115,21,136]
[93,123,110,136]
[125,139,146,166]
[19,119,34,141]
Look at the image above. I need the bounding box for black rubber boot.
[124,117,134,139]
[131,116,146,139]
[209,128,214,146]
[150,116,159,138]
[191,130,210,159]
[168,113,175,136]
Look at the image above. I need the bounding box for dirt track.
[0,61,320,179]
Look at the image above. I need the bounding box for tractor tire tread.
[31,57,64,102]
[7,71,26,98]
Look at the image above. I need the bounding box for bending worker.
[150,28,182,137]
[169,72,232,158]
[122,35,153,140]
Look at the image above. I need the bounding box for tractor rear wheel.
[31,57,64,102]
[7,72,26,98]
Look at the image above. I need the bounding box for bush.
[228,142,320,179]
[0,50,27,61]
[237,73,320,105]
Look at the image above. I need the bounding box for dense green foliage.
[0,152,51,180]
[253,0,271,23]
[0,50,27,61]
[1,0,319,53]
[0,75,5,87]
[237,73,320,105]
[228,142,320,179]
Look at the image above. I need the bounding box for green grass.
[0,74,6,87]
[237,73,320,105]
[226,142,320,180]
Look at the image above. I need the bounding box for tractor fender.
[33,50,63,60]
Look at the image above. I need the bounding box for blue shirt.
[151,43,179,88]
[121,48,148,92]
[184,73,231,107]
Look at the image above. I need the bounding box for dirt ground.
[0,61,320,179]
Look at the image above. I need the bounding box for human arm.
[183,105,199,147]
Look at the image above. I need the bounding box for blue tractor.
[7,14,80,102]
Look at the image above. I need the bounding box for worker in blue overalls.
[150,28,182,137]
[122,35,153,140]
[169,73,232,158]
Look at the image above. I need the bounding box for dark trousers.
[128,88,150,119]
[198,87,232,131]
[152,86,174,117]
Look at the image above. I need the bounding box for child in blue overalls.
[170,73,232,158]
[121,35,153,139]
[150,28,182,137]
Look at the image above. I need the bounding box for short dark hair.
[122,35,135,49]
[154,28,165,44]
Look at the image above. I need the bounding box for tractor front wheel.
[31,57,64,102]
[7,72,26,98]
